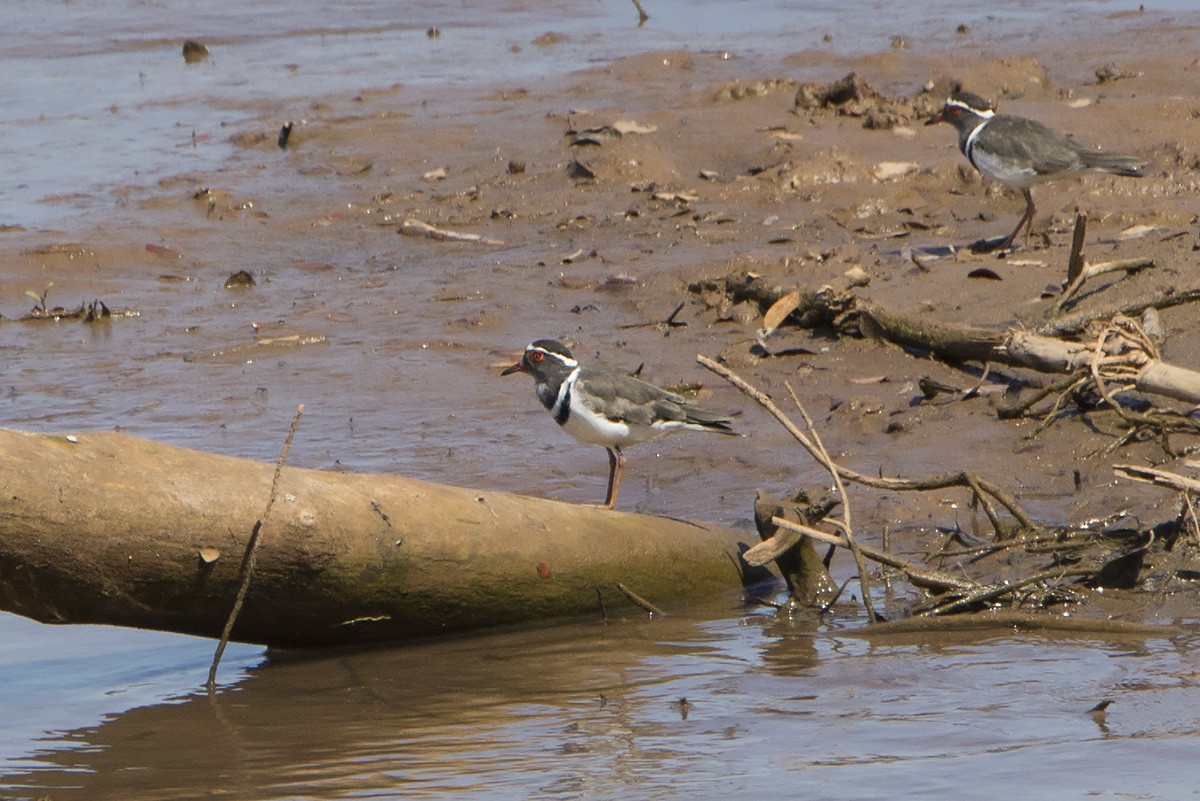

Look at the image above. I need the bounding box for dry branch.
[1038,281,1200,337]
[698,354,1040,537]
[1113,464,1200,494]
[846,610,1168,637]
[399,217,505,245]
[208,404,303,688]
[769,517,974,594]
[853,304,1200,407]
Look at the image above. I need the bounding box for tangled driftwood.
[691,215,1199,629]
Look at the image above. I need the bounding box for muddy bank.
[2,16,1198,625]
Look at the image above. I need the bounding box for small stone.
[182,40,209,63]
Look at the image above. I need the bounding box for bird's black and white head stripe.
[548,364,579,426]
[505,340,580,426]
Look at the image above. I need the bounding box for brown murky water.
[4,1,1200,798]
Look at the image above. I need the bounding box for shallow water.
[2,0,1188,226]
[4,605,1198,800]
[3,0,1200,798]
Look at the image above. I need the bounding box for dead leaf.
[146,243,182,259]
[762,290,801,334]
[199,547,221,563]
[224,270,256,288]
[568,159,595,180]
[612,119,657,135]
[967,267,1003,280]
[400,218,505,245]
[1119,224,1158,240]
[872,161,919,181]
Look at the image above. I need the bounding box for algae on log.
[0,429,764,647]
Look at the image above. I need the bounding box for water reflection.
[5,603,1198,800]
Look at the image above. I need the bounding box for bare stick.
[785,382,878,622]
[771,517,973,593]
[207,404,304,690]
[617,582,665,616]
[631,0,649,25]
[1114,464,1200,494]
[916,566,1092,616]
[698,354,1040,535]
[1067,213,1087,284]
[1040,281,1200,336]
[846,610,1167,637]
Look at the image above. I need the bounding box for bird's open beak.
[924,110,945,126]
[500,361,525,376]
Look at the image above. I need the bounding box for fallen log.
[856,304,1200,406]
[0,429,762,647]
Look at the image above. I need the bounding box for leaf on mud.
[652,190,698,203]
[146,243,182,259]
[612,119,657,135]
[762,290,801,335]
[1119,224,1158,240]
[571,126,622,146]
[199,547,221,564]
[224,270,256,288]
[568,159,596,181]
[872,161,919,181]
[967,267,1003,281]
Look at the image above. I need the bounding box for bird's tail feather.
[1084,151,1145,177]
[684,408,737,434]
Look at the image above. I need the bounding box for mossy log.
[0,429,763,647]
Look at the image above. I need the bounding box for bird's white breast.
[559,397,633,446]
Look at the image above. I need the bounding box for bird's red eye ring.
[529,350,544,363]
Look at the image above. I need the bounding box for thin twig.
[785,381,878,623]
[771,517,974,594]
[1067,212,1087,285]
[967,472,1012,539]
[617,582,665,616]
[207,404,304,690]
[915,566,1092,616]
[698,354,1041,537]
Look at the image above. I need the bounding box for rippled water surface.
[4,604,1199,800]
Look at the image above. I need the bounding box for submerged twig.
[617,582,665,616]
[771,517,973,594]
[913,566,1093,617]
[784,382,878,622]
[207,404,304,690]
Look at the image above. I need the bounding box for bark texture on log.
[0,429,761,647]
